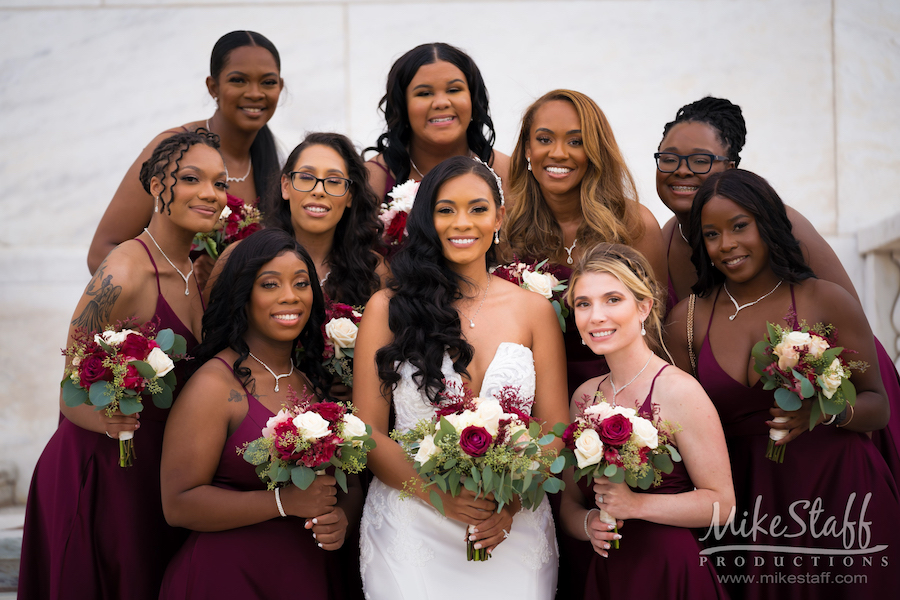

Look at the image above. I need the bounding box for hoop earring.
[526,157,532,172]
[494,230,500,244]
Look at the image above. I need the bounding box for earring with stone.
[581,337,586,345]
[494,230,500,244]
[641,320,646,336]
[154,196,160,213]
[526,157,532,172]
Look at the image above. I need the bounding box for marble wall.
[1,0,898,503]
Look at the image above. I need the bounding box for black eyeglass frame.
[289,172,353,197]
[653,152,732,175]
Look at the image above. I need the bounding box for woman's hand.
[592,476,643,521]
[281,475,338,519]
[768,399,823,445]
[469,494,520,554]
[585,511,625,558]
[431,486,496,527]
[192,254,216,292]
[99,409,140,438]
[305,506,348,551]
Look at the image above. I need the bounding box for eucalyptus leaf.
[538,434,556,446]
[809,398,823,431]
[550,455,567,474]
[89,381,115,407]
[272,464,290,483]
[152,384,173,409]
[119,395,143,415]
[637,467,654,490]
[542,477,563,494]
[130,360,157,379]
[448,469,461,492]
[665,444,682,463]
[334,468,348,494]
[603,463,618,477]
[170,335,187,357]
[550,422,568,437]
[163,371,177,388]
[291,465,317,490]
[774,388,802,411]
[156,329,175,352]
[430,490,445,516]
[796,372,815,399]
[653,453,674,474]
[62,379,88,407]
[482,466,493,490]
[609,468,625,485]
[841,379,857,406]
[751,340,774,374]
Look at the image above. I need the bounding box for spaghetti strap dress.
[696,287,900,599]
[581,366,728,600]
[159,358,332,599]
[18,239,200,600]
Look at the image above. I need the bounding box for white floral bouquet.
[751,320,866,462]
[61,320,186,467]
[239,387,374,494]
[491,259,569,331]
[553,396,680,548]
[378,179,419,254]
[318,301,363,388]
[392,380,564,561]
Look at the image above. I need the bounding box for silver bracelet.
[584,508,600,539]
[823,413,838,426]
[274,487,287,518]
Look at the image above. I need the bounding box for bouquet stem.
[598,509,619,549]
[466,525,490,562]
[118,430,135,468]
[765,439,786,463]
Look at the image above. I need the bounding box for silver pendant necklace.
[458,274,491,329]
[206,119,252,182]
[143,227,193,296]
[610,352,654,399]
[564,238,578,264]
[409,156,425,179]
[248,352,294,392]
[723,279,783,321]
[678,222,689,244]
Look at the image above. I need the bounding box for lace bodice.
[392,342,536,433]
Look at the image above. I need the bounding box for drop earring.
[526,157,532,172]
[154,196,160,213]
[581,338,586,345]
[641,320,646,336]
[494,230,500,244]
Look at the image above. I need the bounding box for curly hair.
[689,169,815,296]
[139,129,221,215]
[263,132,384,305]
[661,96,747,167]
[194,228,332,397]
[210,30,282,200]
[365,43,496,185]
[505,89,644,261]
[375,156,503,403]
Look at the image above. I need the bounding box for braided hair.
[139,129,221,215]
[661,97,747,167]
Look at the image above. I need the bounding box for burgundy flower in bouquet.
[193,196,261,259]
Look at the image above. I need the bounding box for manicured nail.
[474,543,482,549]
[614,534,622,540]
[469,535,476,541]
[312,533,317,539]
[606,524,615,530]
[312,518,318,524]
[603,543,610,549]
[317,543,323,548]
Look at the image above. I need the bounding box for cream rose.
[342,413,367,440]
[219,205,232,220]
[414,434,441,464]
[584,401,614,421]
[262,409,293,439]
[818,359,845,399]
[474,398,504,436]
[574,428,604,469]
[521,270,560,300]
[146,347,175,377]
[774,343,801,371]
[630,416,659,449]
[95,329,136,347]
[808,334,830,359]
[293,411,331,440]
[610,405,637,420]
[325,318,358,359]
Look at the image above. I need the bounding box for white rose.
[145,347,175,377]
[219,205,232,220]
[574,428,604,469]
[773,341,801,371]
[414,434,441,464]
[342,413,367,440]
[262,408,293,439]
[293,411,332,440]
[95,329,135,347]
[474,398,504,436]
[629,416,659,449]
[610,405,637,420]
[325,318,358,359]
[521,270,559,300]
[808,335,830,359]
[818,358,846,399]
[783,330,811,349]
[584,401,614,421]
[445,410,480,433]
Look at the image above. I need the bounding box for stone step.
[0,505,24,594]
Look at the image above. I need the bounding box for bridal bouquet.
[751,321,866,463]
[492,259,569,331]
[378,179,419,254]
[239,388,374,494]
[553,397,681,548]
[193,196,261,259]
[61,321,186,467]
[392,380,564,561]
[320,301,364,388]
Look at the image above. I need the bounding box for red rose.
[78,353,112,387]
[232,222,260,242]
[597,414,633,446]
[121,333,156,361]
[386,213,407,244]
[561,422,579,450]
[122,364,146,392]
[459,425,493,457]
[309,402,345,423]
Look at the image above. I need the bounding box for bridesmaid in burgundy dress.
[667,169,900,599]
[560,243,733,600]
[159,229,360,599]
[18,131,227,599]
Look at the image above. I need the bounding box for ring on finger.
[502,529,510,539]
[598,494,604,504]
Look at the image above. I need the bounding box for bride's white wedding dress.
[360,342,558,599]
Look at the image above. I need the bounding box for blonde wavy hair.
[567,243,671,362]
[504,90,644,261]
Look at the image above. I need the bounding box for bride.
[353,156,568,598]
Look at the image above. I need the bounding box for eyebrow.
[412,78,465,90]
[435,197,490,205]
[535,127,582,135]
[180,164,228,179]
[225,70,279,78]
[255,268,309,280]
[573,291,623,302]
[660,146,716,153]
[294,165,346,176]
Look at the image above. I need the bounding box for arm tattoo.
[227,389,245,403]
[71,260,122,332]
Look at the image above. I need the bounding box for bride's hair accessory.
[471,156,505,206]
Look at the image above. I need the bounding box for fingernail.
[468,535,476,541]
[317,543,323,548]
[606,524,615,530]
[312,533,317,539]
[474,543,482,549]
[614,534,622,540]
[603,543,610,549]
[312,518,318,524]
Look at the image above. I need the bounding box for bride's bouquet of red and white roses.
[239,387,375,494]
[491,259,569,331]
[61,321,187,467]
[552,397,681,548]
[320,301,364,388]
[392,380,564,561]
[193,196,261,259]
[752,320,867,463]
[378,179,419,255]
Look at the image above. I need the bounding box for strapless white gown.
[360,342,558,599]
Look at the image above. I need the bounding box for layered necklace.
[248,352,294,392]
[457,274,492,329]
[609,352,654,400]
[723,279,783,321]
[144,228,193,296]
[205,119,252,183]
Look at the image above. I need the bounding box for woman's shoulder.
[489,150,510,179]
[95,240,157,288]
[493,275,556,314]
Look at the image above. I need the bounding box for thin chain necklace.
[678,222,689,244]
[563,238,578,265]
[143,228,193,296]
[723,279,783,321]
[610,352,654,400]
[206,119,252,182]
[458,274,492,329]
[410,149,474,180]
[248,352,294,392]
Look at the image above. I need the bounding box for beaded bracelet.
[583,508,600,539]
[823,412,838,426]
[275,487,287,518]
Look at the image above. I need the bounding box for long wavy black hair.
[689,169,815,296]
[210,30,282,200]
[375,155,502,403]
[661,96,747,167]
[140,130,221,215]
[195,228,332,397]
[262,132,384,305]
[365,43,496,186]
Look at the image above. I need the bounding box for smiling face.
[246,250,314,345]
[525,100,588,204]
[405,60,472,150]
[208,45,283,133]
[281,144,352,238]
[432,172,502,271]
[701,194,771,284]
[150,143,228,232]
[656,121,733,217]
[573,271,651,356]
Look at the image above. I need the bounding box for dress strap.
[134,238,162,295]
[639,365,669,414]
[212,356,254,398]
[368,158,390,175]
